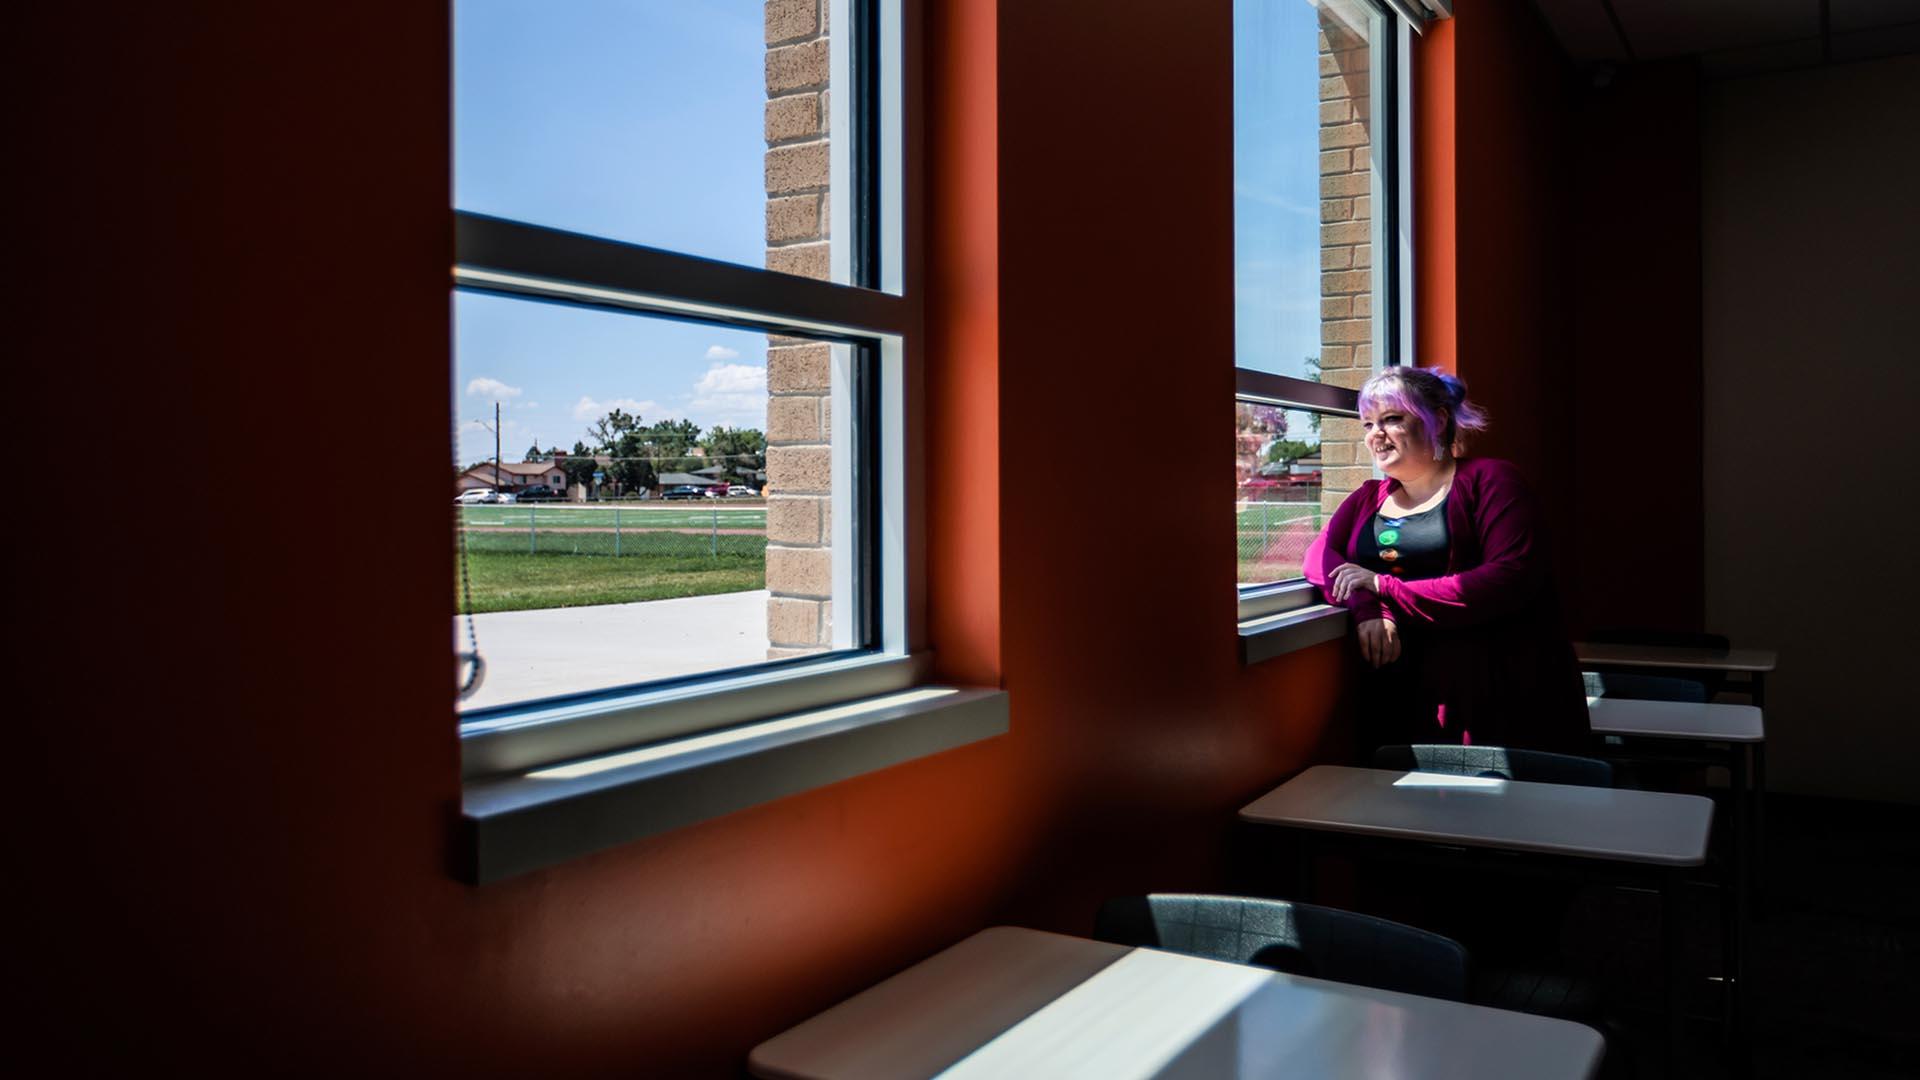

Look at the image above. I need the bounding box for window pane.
[1236,403,1326,586]
[454,292,856,712]
[1235,0,1381,390]
[455,0,845,283]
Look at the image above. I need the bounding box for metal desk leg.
[1726,747,1750,1068]
[1751,740,1768,920]
[1663,867,1687,1073]
[1296,833,1317,903]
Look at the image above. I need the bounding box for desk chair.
[1094,893,1470,1002]
[1370,744,1620,1028]
[1586,627,1733,702]
[1372,744,1615,788]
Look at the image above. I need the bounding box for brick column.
[1316,15,1374,513]
[764,0,834,657]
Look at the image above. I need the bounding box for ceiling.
[1529,0,1920,75]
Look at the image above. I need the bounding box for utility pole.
[493,401,501,491]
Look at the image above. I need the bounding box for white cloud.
[572,395,664,422]
[693,363,766,401]
[704,345,741,361]
[689,363,768,428]
[465,376,523,399]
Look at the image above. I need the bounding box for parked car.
[662,485,704,501]
[514,484,562,502]
[725,485,759,497]
[702,484,727,498]
[454,489,497,505]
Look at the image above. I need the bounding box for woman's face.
[1361,403,1440,478]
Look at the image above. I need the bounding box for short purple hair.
[1357,366,1489,460]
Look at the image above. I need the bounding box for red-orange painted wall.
[20,2,1349,1074]
[1414,17,1459,374]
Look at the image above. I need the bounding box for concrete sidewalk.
[456,590,771,711]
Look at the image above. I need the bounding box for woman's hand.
[1356,617,1401,668]
[1327,562,1382,603]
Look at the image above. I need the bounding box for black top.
[1362,498,1449,581]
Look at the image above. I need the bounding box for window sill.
[1240,603,1348,666]
[460,684,1009,884]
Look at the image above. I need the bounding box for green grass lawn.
[456,502,1323,612]
[459,542,767,614]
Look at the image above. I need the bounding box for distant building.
[456,459,566,493]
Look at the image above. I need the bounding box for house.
[455,459,566,493]
[21,0,1918,1074]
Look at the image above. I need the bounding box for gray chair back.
[1373,744,1614,788]
[1094,893,1470,1002]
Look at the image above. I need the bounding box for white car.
[726,486,759,497]
[455,489,496,505]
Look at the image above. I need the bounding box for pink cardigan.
[1304,457,1590,753]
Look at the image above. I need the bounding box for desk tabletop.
[749,926,1604,1080]
[1575,642,1777,672]
[1588,695,1765,742]
[1239,765,1714,866]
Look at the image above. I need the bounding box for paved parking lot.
[455,590,771,711]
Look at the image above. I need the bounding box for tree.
[579,409,706,493]
[558,440,598,490]
[702,426,767,482]
[522,441,551,463]
[606,430,657,493]
[639,418,705,475]
[1265,438,1318,466]
[1235,403,1286,487]
[1303,353,1323,436]
[585,408,641,449]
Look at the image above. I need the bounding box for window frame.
[451,0,980,844]
[1233,1,1414,643]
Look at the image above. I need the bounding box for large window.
[1235,0,1408,623]
[453,0,919,775]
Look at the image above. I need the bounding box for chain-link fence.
[459,504,768,559]
[1237,495,1324,586]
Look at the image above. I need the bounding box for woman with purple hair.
[1304,366,1588,754]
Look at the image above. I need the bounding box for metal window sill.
[459,685,1008,884]
[1240,604,1349,666]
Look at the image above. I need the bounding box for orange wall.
[20,2,1347,1073]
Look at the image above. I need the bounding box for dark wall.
[1566,63,1706,634]
[20,2,1348,1072]
[1701,54,1920,802]
[1452,0,1577,494]
[1416,2,1708,637]
[1415,0,1584,603]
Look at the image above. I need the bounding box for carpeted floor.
[1523,791,1918,1078]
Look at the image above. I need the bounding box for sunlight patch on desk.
[935,948,1274,1079]
[1391,771,1509,793]
[525,687,960,780]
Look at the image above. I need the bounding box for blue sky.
[454,0,1327,465]
[1235,0,1331,383]
[454,0,769,466]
